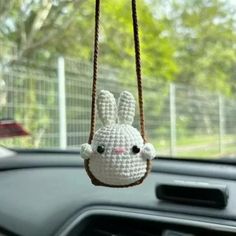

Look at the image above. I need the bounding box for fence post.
[169,83,176,156]
[218,95,225,154]
[57,56,67,149]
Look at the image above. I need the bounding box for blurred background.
[1,0,236,159]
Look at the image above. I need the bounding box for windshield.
[0,0,236,160]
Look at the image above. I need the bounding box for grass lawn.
[151,134,236,159]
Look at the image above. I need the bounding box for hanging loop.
[88,0,100,144]
[131,0,146,142]
[88,0,146,143]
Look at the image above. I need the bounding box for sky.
[229,0,236,6]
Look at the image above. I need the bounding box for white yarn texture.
[81,90,156,186]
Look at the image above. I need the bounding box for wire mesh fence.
[0,52,236,158]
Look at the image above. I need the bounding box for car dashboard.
[0,150,236,236]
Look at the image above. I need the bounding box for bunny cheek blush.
[81,90,157,187]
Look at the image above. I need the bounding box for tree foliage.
[163,0,236,95]
[1,0,236,150]
[1,0,236,94]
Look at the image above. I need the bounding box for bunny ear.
[97,90,117,126]
[118,91,135,125]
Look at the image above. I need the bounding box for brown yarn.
[131,0,146,143]
[85,0,151,187]
[88,0,100,145]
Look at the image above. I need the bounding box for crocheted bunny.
[81,90,156,187]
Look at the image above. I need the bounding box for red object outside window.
[0,120,30,138]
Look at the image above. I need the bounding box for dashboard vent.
[156,182,229,208]
[77,216,161,236]
[67,214,234,236]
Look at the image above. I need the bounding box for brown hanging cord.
[131,0,146,142]
[88,0,146,144]
[88,0,100,144]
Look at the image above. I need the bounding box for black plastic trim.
[55,206,236,236]
[156,183,229,208]
[8,148,80,155]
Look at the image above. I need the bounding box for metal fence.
[1,54,236,158]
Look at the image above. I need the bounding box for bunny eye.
[97,145,105,154]
[132,145,140,154]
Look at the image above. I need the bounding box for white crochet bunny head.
[81,90,156,187]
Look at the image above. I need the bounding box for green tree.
[0,0,85,62]
[162,0,236,95]
[0,0,178,82]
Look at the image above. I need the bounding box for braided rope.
[131,0,146,142]
[88,0,100,144]
[88,0,146,143]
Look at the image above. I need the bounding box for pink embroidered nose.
[114,147,126,154]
